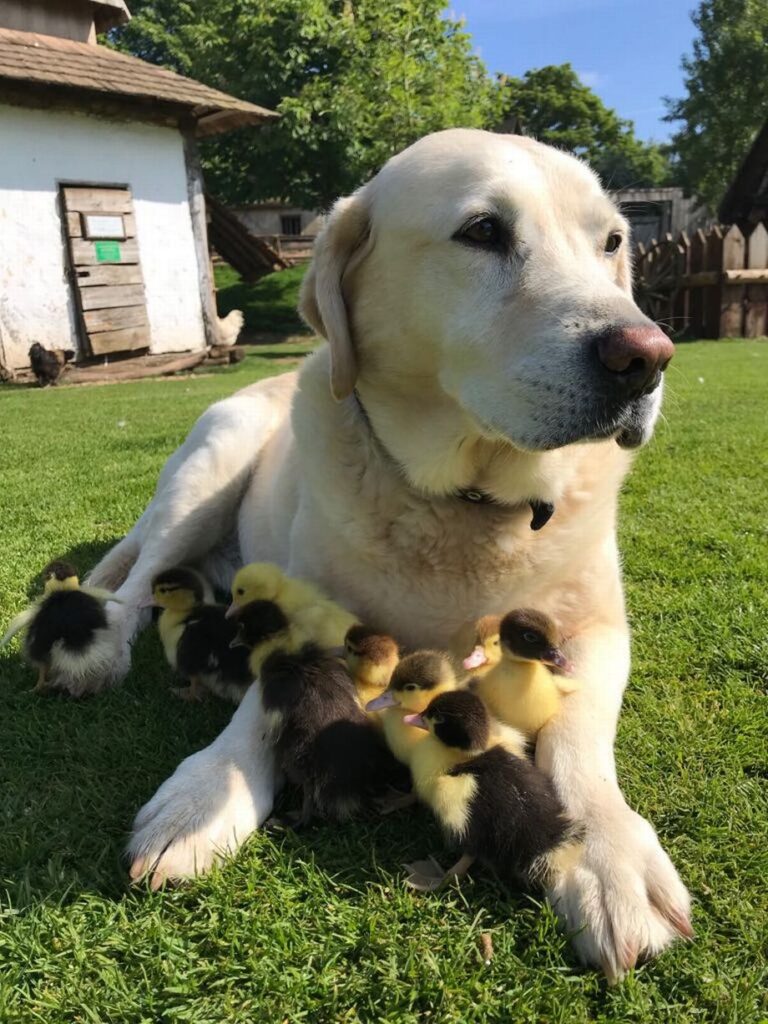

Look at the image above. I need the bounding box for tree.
[498,64,671,190]
[664,0,768,213]
[111,0,498,209]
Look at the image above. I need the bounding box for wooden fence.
[633,222,768,338]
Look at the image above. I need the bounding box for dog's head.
[300,129,672,452]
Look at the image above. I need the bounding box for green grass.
[215,264,311,335]
[0,341,766,1023]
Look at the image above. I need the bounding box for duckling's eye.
[492,638,500,646]
[402,683,418,692]
[523,631,541,644]
[236,588,245,596]
[604,232,623,254]
[431,713,444,725]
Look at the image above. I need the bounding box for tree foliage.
[498,64,671,190]
[112,0,498,209]
[665,0,768,212]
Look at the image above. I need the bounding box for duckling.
[472,609,577,741]
[451,615,503,677]
[343,625,400,718]
[227,563,358,649]
[367,650,527,768]
[365,651,458,767]
[234,606,398,825]
[150,568,252,703]
[229,598,305,679]
[403,690,577,891]
[1,560,121,693]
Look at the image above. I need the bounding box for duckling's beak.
[365,691,398,712]
[402,712,428,730]
[542,648,574,675]
[463,646,488,671]
[224,602,238,619]
[229,630,246,650]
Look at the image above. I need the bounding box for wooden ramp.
[206,195,289,280]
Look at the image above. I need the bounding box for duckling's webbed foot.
[404,853,475,892]
[375,788,417,816]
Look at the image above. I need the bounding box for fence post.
[745,222,768,338]
[689,229,706,336]
[720,225,746,338]
[703,226,724,338]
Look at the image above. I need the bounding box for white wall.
[0,104,207,369]
[234,206,325,237]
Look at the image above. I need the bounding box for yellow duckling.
[451,614,503,677]
[365,651,459,767]
[1,560,121,693]
[227,563,358,649]
[343,625,400,720]
[472,609,577,741]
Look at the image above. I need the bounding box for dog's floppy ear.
[299,192,371,401]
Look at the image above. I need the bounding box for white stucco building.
[0,0,277,372]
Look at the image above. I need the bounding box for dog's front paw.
[127,727,276,888]
[549,806,692,981]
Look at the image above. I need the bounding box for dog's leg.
[536,623,692,982]
[128,681,278,886]
[57,391,286,696]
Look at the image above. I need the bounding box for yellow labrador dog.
[85,129,690,979]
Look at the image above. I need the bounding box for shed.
[719,118,768,228]
[0,0,278,372]
[612,187,710,248]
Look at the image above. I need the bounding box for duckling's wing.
[79,585,124,604]
[1,605,37,647]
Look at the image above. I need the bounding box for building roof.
[91,0,131,33]
[719,119,768,225]
[0,27,279,136]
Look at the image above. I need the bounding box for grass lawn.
[215,263,310,336]
[0,340,766,1023]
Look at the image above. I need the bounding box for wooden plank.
[703,226,723,338]
[83,306,148,333]
[745,222,768,338]
[88,326,151,355]
[688,229,706,336]
[720,224,746,337]
[63,187,132,214]
[673,231,690,334]
[76,264,144,287]
[79,285,146,311]
[71,239,139,265]
[183,130,220,346]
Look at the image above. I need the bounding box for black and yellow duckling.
[472,609,577,740]
[149,568,252,703]
[227,562,359,649]
[1,560,120,693]
[233,600,399,826]
[402,690,578,891]
[343,625,400,720]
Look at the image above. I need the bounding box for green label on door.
[94,241,121,262]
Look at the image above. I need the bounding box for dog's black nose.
[595,325,674,398]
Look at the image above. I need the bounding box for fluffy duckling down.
[403,689,578,891]
[233,602,399,825]
[472,609,577,741]
[343,625,400,721]
[1,560,121,694]
[149,568,252,703]
[228,563,359,649]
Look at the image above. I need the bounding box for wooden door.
[61,185,150,356]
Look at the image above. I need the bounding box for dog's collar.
[352,389,555,531]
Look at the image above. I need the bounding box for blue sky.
[450,0,698,142]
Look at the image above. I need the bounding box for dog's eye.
[456,216,505,249]
[605,232,623,254]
